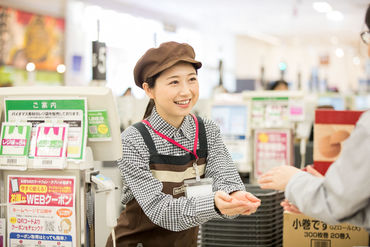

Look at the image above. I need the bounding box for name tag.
[184,177,213,198]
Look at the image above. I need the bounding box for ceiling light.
[313,2,332,13]
[327,10,343,21]
[335,48,344,58]
[57,64,66,73]
[26,62,35,72]
[278,62,287,71]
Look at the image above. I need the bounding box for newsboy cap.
[134,41,202,88]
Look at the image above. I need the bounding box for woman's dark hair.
[142,74,160,119]
[142,63,199,119]
[268,80,288,90]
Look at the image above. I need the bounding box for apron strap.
[133,122,158,155]
[196,116,208,157]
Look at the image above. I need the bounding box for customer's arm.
[286,111,370,228]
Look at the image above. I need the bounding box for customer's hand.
[306,165,324,177]
[280,199,302,214]
[214,191,259,216]
[272,165,323,214]
[230,191,261,215]
[258,165,300,191]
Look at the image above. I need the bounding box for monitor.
[211,104,248,138]
[354,95,370,110]
[235,79,255,92]
[318,96,345,110]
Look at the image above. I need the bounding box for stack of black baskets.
[200,185,284,247]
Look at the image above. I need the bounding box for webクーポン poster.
[7,175,76,247]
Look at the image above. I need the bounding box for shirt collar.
[180,115,194,141]
[147,107,195,141]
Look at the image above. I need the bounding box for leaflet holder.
[0,86,122,247]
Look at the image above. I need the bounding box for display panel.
[354,95,370,110]
[0,86,122,161]
[211,104,248,139]
[318,96,345,110]
[211,104,250,172]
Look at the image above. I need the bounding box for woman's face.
[144,62,199,127]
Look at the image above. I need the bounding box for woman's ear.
[143,82,153,99]
[142,82,154,99]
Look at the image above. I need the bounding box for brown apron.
[106,116,208,247]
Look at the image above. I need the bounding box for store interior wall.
[236,34,367,92]
[62,0,239,98]
[1,0,368,94]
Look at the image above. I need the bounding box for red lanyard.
[142,114,199,160]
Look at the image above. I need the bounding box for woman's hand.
[214,191,260,216]
[230,191,261,215]
[258,165,300,191]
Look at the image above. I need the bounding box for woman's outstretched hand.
[214,191,261,216]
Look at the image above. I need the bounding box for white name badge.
[184,177,213,198]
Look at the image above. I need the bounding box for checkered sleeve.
[117,126,222,232]
[203,118,246,194]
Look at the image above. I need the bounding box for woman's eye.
[169,80,179,85]
[189,77,197,82]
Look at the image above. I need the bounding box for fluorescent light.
[26,62,35,72]
[57,64,66,73]
[327,10,343,21]
[335,48,344,58]
[313,2,332,13]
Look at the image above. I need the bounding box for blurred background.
[0,0,368,98]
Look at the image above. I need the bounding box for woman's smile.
[174,99,191,107]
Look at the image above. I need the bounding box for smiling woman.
[143,62,199,128]
[105,41,261,247]
[135,42,202,122]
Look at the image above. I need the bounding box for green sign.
[252,97,289,101]
[88,110,112,141]
[5,98,87,160]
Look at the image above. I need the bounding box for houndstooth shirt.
[117,107,246,231]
